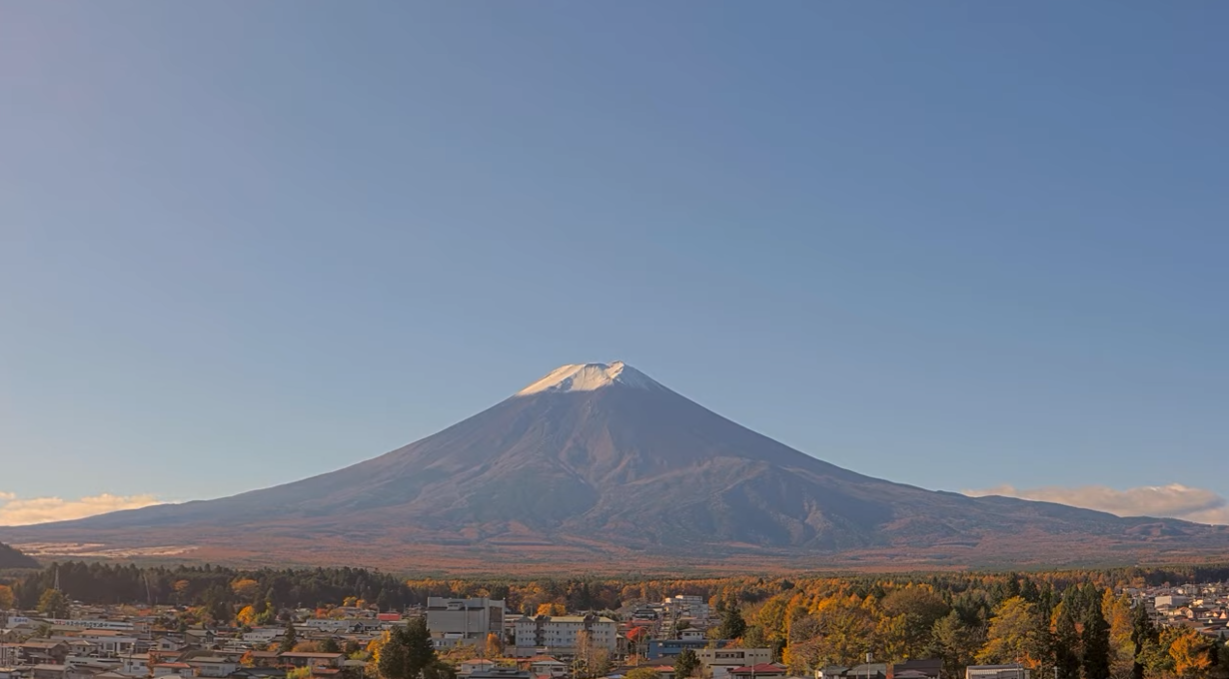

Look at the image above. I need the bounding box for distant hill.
[0,542,39,569]
[4,362,1228,571]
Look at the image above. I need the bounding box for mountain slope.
[0,542,39,569]
[5,362,1227,570]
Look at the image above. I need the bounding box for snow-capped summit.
[515,361,660,396]
[10,357,1229,570]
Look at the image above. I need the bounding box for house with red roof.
[729,664,787,679]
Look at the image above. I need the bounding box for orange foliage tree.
[1164,628,1211,678]
[535,602,566,616]
[232,578,261,601]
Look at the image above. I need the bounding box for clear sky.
[2,2,1227,525]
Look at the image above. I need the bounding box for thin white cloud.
[0,492,164,526]
[966,483,1229,525]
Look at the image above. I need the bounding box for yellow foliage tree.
[784,595,876,669]
[482,632,503,659]
[366,630,390,677]
[1101,590,1135,679]
[977,597,1047,670]
[237,606,259,627]
[0,584,14,610]
[232,579,261,601]
[293,641,322,653]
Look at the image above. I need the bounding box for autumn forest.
[3,562,1228,679]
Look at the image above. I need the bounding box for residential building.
[663,596,711,621]
[1155,595,1191,610]
[115,654,148,677]
[31,666,67,679]
[186,657,237,678]
[647,639,731,660]
[425,598,506,649]
[78,633,136,657]
[966,665,1030,679]
[458,660,497,677]
[526,659,568,678]
[151,639,187,654]
[150,663,193,679]
[730,665,787,679]
[231,669,288,679]
[697,649,773,679]
[510,615,616,656]
[35,622,134,633]
[246,652,282,668]
[21,642,70,665]
[279,654,344,670]
[820,664,887,679]
[468,669,531,679]
[890,660,942,679]
[65,661,118,679]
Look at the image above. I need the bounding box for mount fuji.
[5,362,1227,570]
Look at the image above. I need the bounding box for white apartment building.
[73,632,137,657]
[425,597,506,648]
[698,648,773,679]
[511,614,616,656]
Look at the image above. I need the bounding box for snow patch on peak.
[515,361,659,396]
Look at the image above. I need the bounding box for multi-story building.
[647,639,728,660]
[663,595,710,620]
[425,598,506,649]
[77,631,137,657]
[511,615,617,656]
[1155,595,1191,610]
[279,653,344,669]
[0,643,18,667]
[966,665,1030,679]
[698,648,773,679]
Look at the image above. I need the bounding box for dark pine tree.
[1080,591,1111,679]
[1130,604,1156,679]
[280,621,298,653]
[1054,603,1081,679]
[718,604,747,640]
[380,618,438,679]
[675,649,700,679]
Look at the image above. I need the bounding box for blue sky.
[2,2,1227,524]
